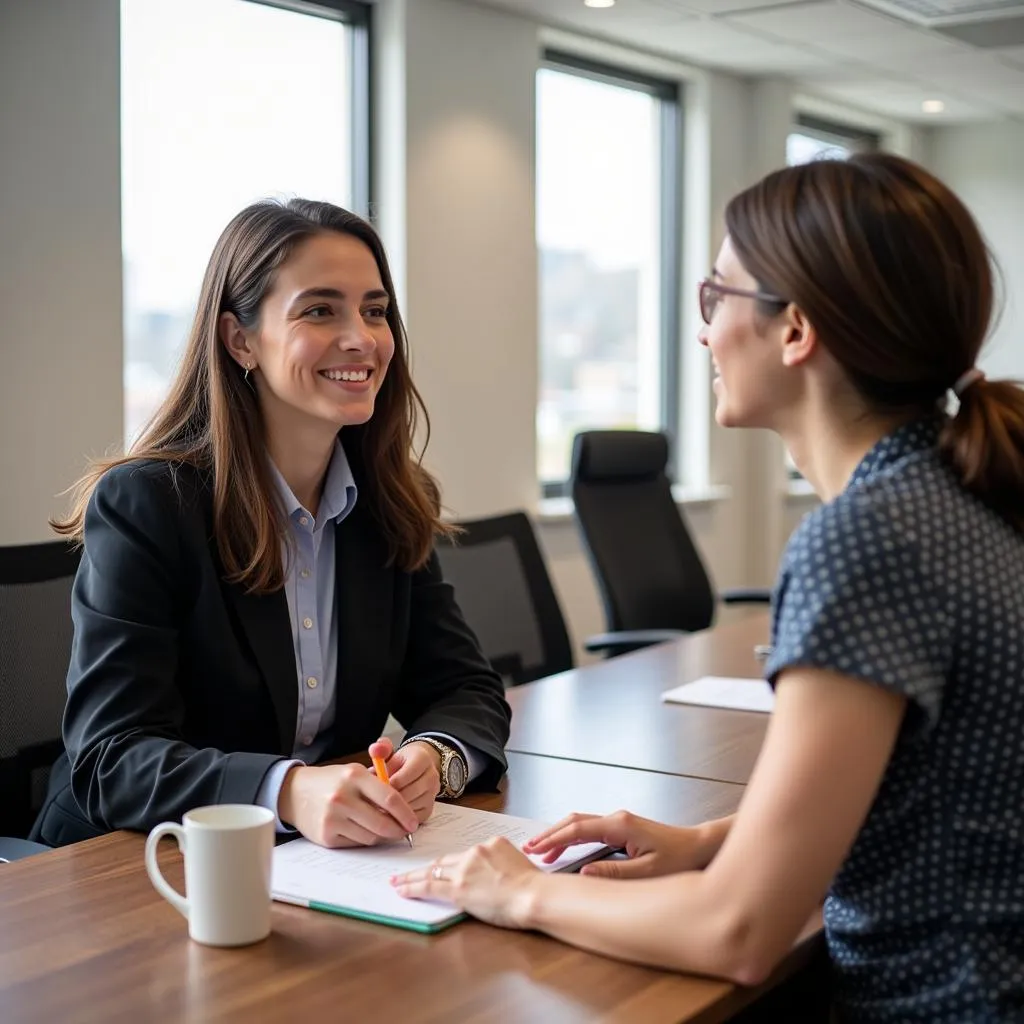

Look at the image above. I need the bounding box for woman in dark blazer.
[34,199,510,849]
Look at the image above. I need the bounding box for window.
[121,0,370,445]
[536,55,681,496]
[787,113,879,166]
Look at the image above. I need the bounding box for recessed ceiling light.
[584,0,616,7]
[922,99,945,114]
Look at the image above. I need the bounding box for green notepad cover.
[306,899,467,934]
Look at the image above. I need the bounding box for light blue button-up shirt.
[256,439,482,829]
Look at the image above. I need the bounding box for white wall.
[0,0,123,545]
[399,0,540,521]
[927,123,1024,383]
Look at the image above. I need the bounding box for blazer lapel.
[227,585,297,755]
[333,505,394,753]
[201,474,297,755]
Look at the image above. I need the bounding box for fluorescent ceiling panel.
[853,1,1024,25]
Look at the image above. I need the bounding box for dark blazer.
[33,454,510,847]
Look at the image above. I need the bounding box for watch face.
[446,752,467,794]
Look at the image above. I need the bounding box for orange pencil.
[372,755,414,848]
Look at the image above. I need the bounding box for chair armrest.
[584,629,686,656]
[720,587,772,604]
[0,837,51,863]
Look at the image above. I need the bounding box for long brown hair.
[53,199,453,590]
[725,152,1024,532]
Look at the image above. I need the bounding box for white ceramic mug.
[145,804,275,947]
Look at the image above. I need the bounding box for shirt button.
[302,735,314,746]
[300,568,311,579]
[306,676,318,689]
[303,617,313,629]
[298,516,309,526]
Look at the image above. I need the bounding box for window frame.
[790,112,880,157]
[537,51,683,499]
[248,0,373,215]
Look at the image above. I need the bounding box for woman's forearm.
[519,868,764,984]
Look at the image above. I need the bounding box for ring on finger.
[431,865,445,881]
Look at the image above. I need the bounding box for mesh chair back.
[436,513,573,686]
[0,541,80,837]
[571,431,715,635]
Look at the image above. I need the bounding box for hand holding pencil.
[368,737,443,831]
[370,740,415,848]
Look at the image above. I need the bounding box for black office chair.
[436,512,675,684]
[571,430,771,655]
[0,540,80,862]
[435,512,574,686]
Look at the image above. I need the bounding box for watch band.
[399,736,468,798]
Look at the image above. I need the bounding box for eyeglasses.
[698,277,788,325]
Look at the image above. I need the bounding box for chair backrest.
[0,541,80,838]
[436,512,573,686]
[571,430,715,635]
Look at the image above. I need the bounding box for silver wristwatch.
[401,736,468,799]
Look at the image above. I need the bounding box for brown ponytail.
[940,378,1024,532]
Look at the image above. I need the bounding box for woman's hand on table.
[390,837,543,929]
[389,809,731,928]
[524,810,719,879]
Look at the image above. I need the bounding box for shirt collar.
[268,436,358,529]
[846,414,945,491]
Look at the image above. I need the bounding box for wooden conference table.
[0,613,821,1024]
[507,614,772,784]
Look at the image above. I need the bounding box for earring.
[243,361,256,391]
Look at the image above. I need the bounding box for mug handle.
[145,822,190,919]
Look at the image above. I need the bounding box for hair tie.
[953,367,985,398]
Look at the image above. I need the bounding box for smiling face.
[698,237,798,430]
[224,231,396,447]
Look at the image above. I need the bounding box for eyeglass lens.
[699,281,718,324]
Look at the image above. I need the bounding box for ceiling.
[466,0,1024,123]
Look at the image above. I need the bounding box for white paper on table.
[660,676,774,713]
[272,803,608,929]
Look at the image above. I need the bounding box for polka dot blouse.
[765,416,1024,1023]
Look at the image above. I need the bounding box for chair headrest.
[572,431,669,483]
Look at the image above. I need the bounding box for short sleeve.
[765,495,952,732]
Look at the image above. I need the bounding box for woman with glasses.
[393,154,1024,1023]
